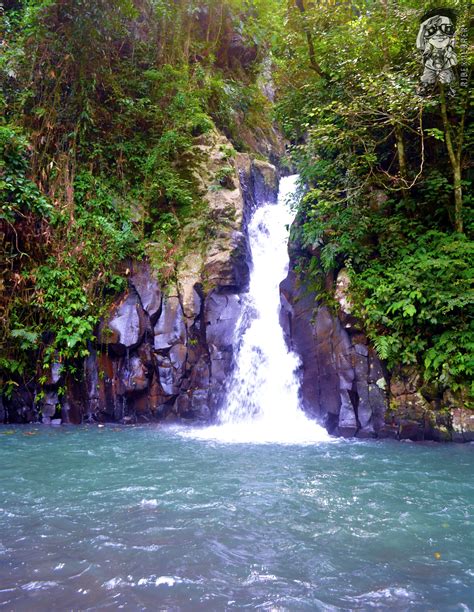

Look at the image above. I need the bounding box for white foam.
[182,176,332,445]
[21,581,58,591]
[103,577,122,590]
[243,570,278,585]
[155,576,176,586]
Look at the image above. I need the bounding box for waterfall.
[186,175,331,444]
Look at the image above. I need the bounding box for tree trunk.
[294,0,326,78]
[453,163,463,234]
[395,123,408,199]
[440,86,463,233]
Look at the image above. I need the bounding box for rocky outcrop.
[387,372,474,442]
[280,256,474,442]
[2,133,279,426]
[451,408,474,442]
[280,270,387,438]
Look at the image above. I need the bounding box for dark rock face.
[280,260,472,442]
[251,160,279,206]
[68,155,277,424]
[280,271,387,438]
[99,290,149,353]
[2,155,278,426]
[131,263,162,324]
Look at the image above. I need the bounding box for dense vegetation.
[274,0,473,400]
[1,0,473,405]
[1,0,278,395]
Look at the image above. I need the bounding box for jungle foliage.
[274,0,473,396]
[1,0,278,391]
[0,0,473,403]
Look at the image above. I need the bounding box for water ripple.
[0,425,472,610]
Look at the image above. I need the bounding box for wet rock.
[387,371,442,440]
[338,392,358,437]
[280,271,388,437]
[354,344,369,357]
[100,291,147,352]
[84,350,99,404]
[137,342,154,368]
[208,345,231,385]
[119,355,149,395]
[205,291,241,347]
[169,344,187,371]
[5,385,37,423]
[203,229,249,291]
[41,390,59,421]
[399,421,425,441]
[157,362,179,396]
[44,360,63,387]
[251,159,279,204]
[377,424,399,439]
[154,343,187,399]
[451,408,474,442]
[177,254,203,321]
[94,353,116,419]
[130,262,162,323]
[390,373,431,432]
[203,290,240,410]
[148,374,169,416]
[63,373,86,424]
[191,130,251,292]
[189,354,211,390]
[368,381,387,433]
[175,390,211,420]
[431,424,452,442]
[154,295,186,350]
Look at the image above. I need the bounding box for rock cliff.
[280,271,387,438]
[280,227,474,442]
[2,131,279,425]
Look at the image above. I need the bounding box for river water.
[0,426,473,610]
[0,178,473,610]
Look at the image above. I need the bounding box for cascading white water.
[188,175,331,444]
